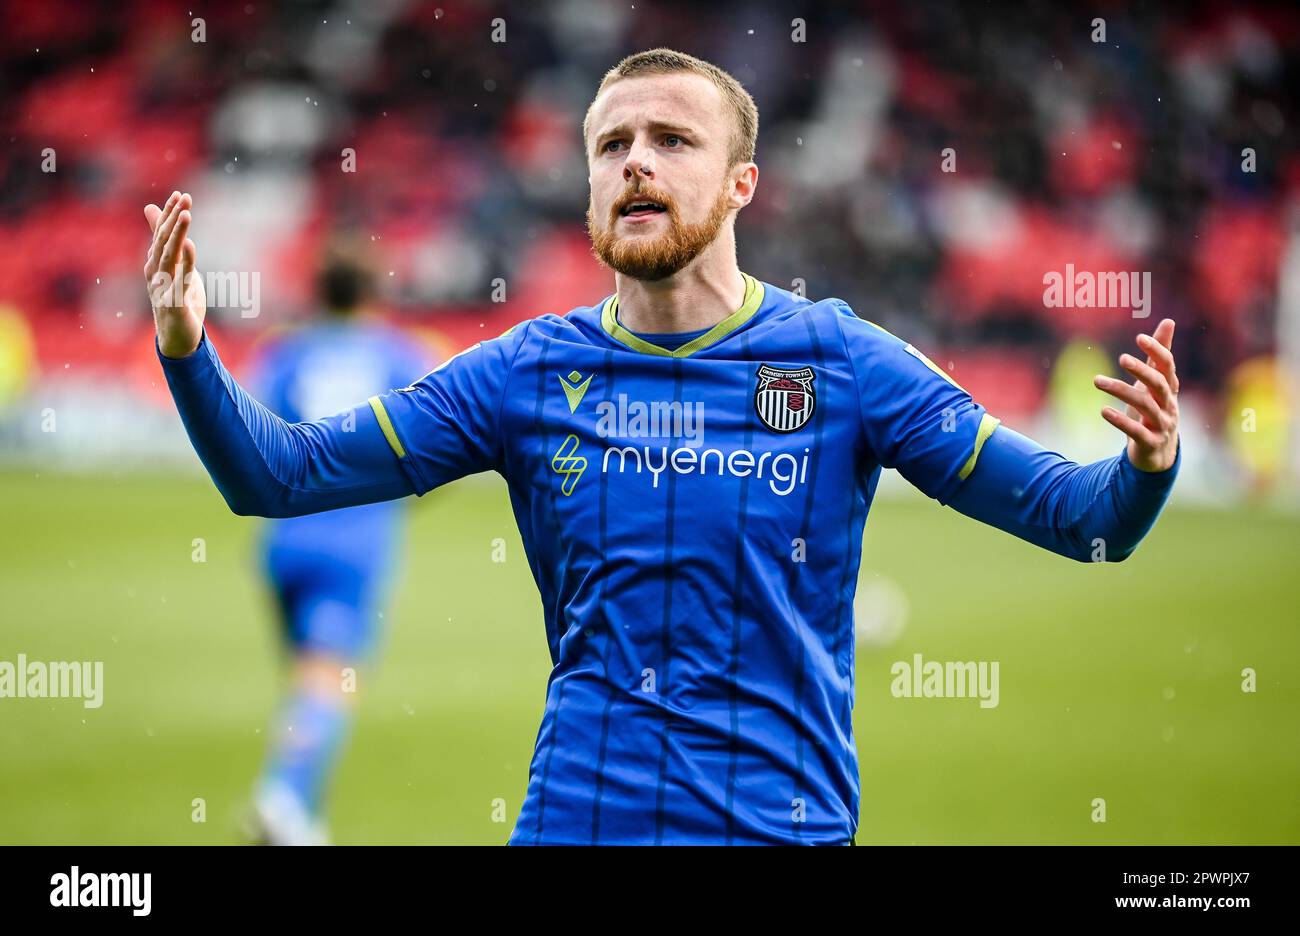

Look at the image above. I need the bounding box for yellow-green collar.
[600,272,765,358]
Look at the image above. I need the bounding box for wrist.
[156,328,207,364]
[1122,435,1181,478]
[157,330,202,360]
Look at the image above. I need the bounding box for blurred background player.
[244,249,431,845]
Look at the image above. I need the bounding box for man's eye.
[603,140,623,153]
[665,135,683,147]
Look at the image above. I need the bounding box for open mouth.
[620,200,667,218]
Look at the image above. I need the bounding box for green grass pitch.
[1,469,1296,844]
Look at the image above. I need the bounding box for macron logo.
[50,867,151,917]
[558,370,594,413]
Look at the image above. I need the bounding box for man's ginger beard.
[587,180,734,281]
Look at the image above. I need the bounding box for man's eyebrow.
[592,120,701,145]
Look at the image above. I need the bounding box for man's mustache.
[611,187,677,221]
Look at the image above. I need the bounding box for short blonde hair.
[583,48,759,167]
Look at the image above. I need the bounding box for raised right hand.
[144,191,206,358]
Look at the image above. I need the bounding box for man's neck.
[614,249,747,334]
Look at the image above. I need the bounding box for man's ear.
[731,162,758,208]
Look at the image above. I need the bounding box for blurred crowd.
[0,0,1297,491]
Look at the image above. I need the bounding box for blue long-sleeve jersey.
[158,274,1180,844]
[251,321,429,575]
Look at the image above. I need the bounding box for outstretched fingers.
[1117,353,1173,409]
[144,190,178,235]
[159,209,190,278]
[1100,405,1163,449]
[1136,321,1179,394]
[1093,373,1162,424]
[145,192,189,280]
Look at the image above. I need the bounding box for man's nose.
[624,147,654,181]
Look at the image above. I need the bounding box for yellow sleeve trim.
[367,395,407,459]
[958,413,1001,481]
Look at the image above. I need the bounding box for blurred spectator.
[0,0,1297,490]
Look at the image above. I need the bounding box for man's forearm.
[158,330,414,517]
[947,424,1181,562]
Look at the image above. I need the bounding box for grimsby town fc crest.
[755,364,816,433]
